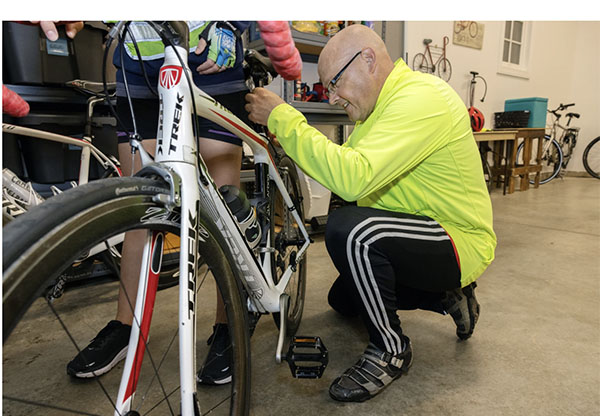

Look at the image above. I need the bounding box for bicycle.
[412,36,452,82]
[3,21,326,416]
[583,136,600,179]
[454,21,479,38]
[516,103,580,184]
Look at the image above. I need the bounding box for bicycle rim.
[517,136,563,184]
[437,58,452,82]
[583,136,600,179]
[270,156,307,336]
[3,177,250,416]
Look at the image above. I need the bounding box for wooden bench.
[474,128,545,194]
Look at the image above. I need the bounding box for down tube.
[177,163,202,415]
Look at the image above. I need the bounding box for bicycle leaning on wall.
[516,102,581,184]
[3,21,328,416]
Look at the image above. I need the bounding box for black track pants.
[325,205,461,354]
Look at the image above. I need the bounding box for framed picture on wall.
[453,21,485,49]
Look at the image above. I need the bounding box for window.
[498,21,531,79]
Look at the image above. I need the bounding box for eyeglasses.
[327,50,362,94]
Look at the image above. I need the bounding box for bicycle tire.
[437,58,452,81]
[412,53,430,74]
[516,135,563,184]
[270,155,307,336]
[3,176,250,415]
[583,136,600,179]
[469,21,478,38]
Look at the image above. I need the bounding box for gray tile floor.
[3,177,600,415]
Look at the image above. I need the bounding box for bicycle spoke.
[47,299,121,414]
[136,329,179,415]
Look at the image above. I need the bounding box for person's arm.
[268,92,454,201]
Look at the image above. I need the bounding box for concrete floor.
[3,177,599,415]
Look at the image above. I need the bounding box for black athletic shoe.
[441,282,480,340]
[197,324,232,385]
[329,339,413,402]
[66,320,131,378]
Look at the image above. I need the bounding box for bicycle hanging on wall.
[412,36,452,81]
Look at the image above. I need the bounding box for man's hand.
[30,21,84,41]
[245,88,286,126]
[195,23,236,75]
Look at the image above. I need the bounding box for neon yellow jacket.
[268,59,496,286]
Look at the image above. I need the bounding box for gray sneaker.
[329,339,412,402]
[441,282,480,340]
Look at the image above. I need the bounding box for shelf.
[248,28,329,57]
[290,101,344,114]
[290,102,352,124]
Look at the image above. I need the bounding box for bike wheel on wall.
[437,58,452,81]
[516,135,563,184]
[412,53,431,74]
[583,136,600,179]
[2,177,250,415]
[469,21,479,38]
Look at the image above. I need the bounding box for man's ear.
[362,47,376,73]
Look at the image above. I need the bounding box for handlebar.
[549,103,575,113]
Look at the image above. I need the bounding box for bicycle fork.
[114,163,200,416]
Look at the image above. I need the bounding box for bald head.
[320,24,389,68]
[318,24,395,122]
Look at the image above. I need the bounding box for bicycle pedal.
[284,336,328,379]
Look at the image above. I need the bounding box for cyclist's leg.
[195,91,246,385]
[325,205,465,402]
[115,137,156,326]
[198,137,242,326]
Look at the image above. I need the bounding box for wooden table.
[474,128,545,194]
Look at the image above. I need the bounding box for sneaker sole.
[68,346,128,378]
[197,374,232,385]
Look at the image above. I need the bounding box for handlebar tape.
[3,85,30,117]
[257,21,302,80]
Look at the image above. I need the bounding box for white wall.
[404,21,600,173]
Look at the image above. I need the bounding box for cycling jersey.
[268,58,496,286]
[113,21,250,97]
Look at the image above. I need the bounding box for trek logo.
[159,66,183,89]
[168,93,184,154]
[187,201,200,318]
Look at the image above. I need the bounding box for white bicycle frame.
[2,123,122,187]
[2,123,123,259]
[114,24,310,415]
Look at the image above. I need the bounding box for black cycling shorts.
[115,90,250,147]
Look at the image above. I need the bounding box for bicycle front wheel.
[583,136,600,179]
[437,58,452,81]
[3,176,250,415]
[516,135,563,184]
[270,155,307,336]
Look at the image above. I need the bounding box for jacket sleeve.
[267,89,455,202]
